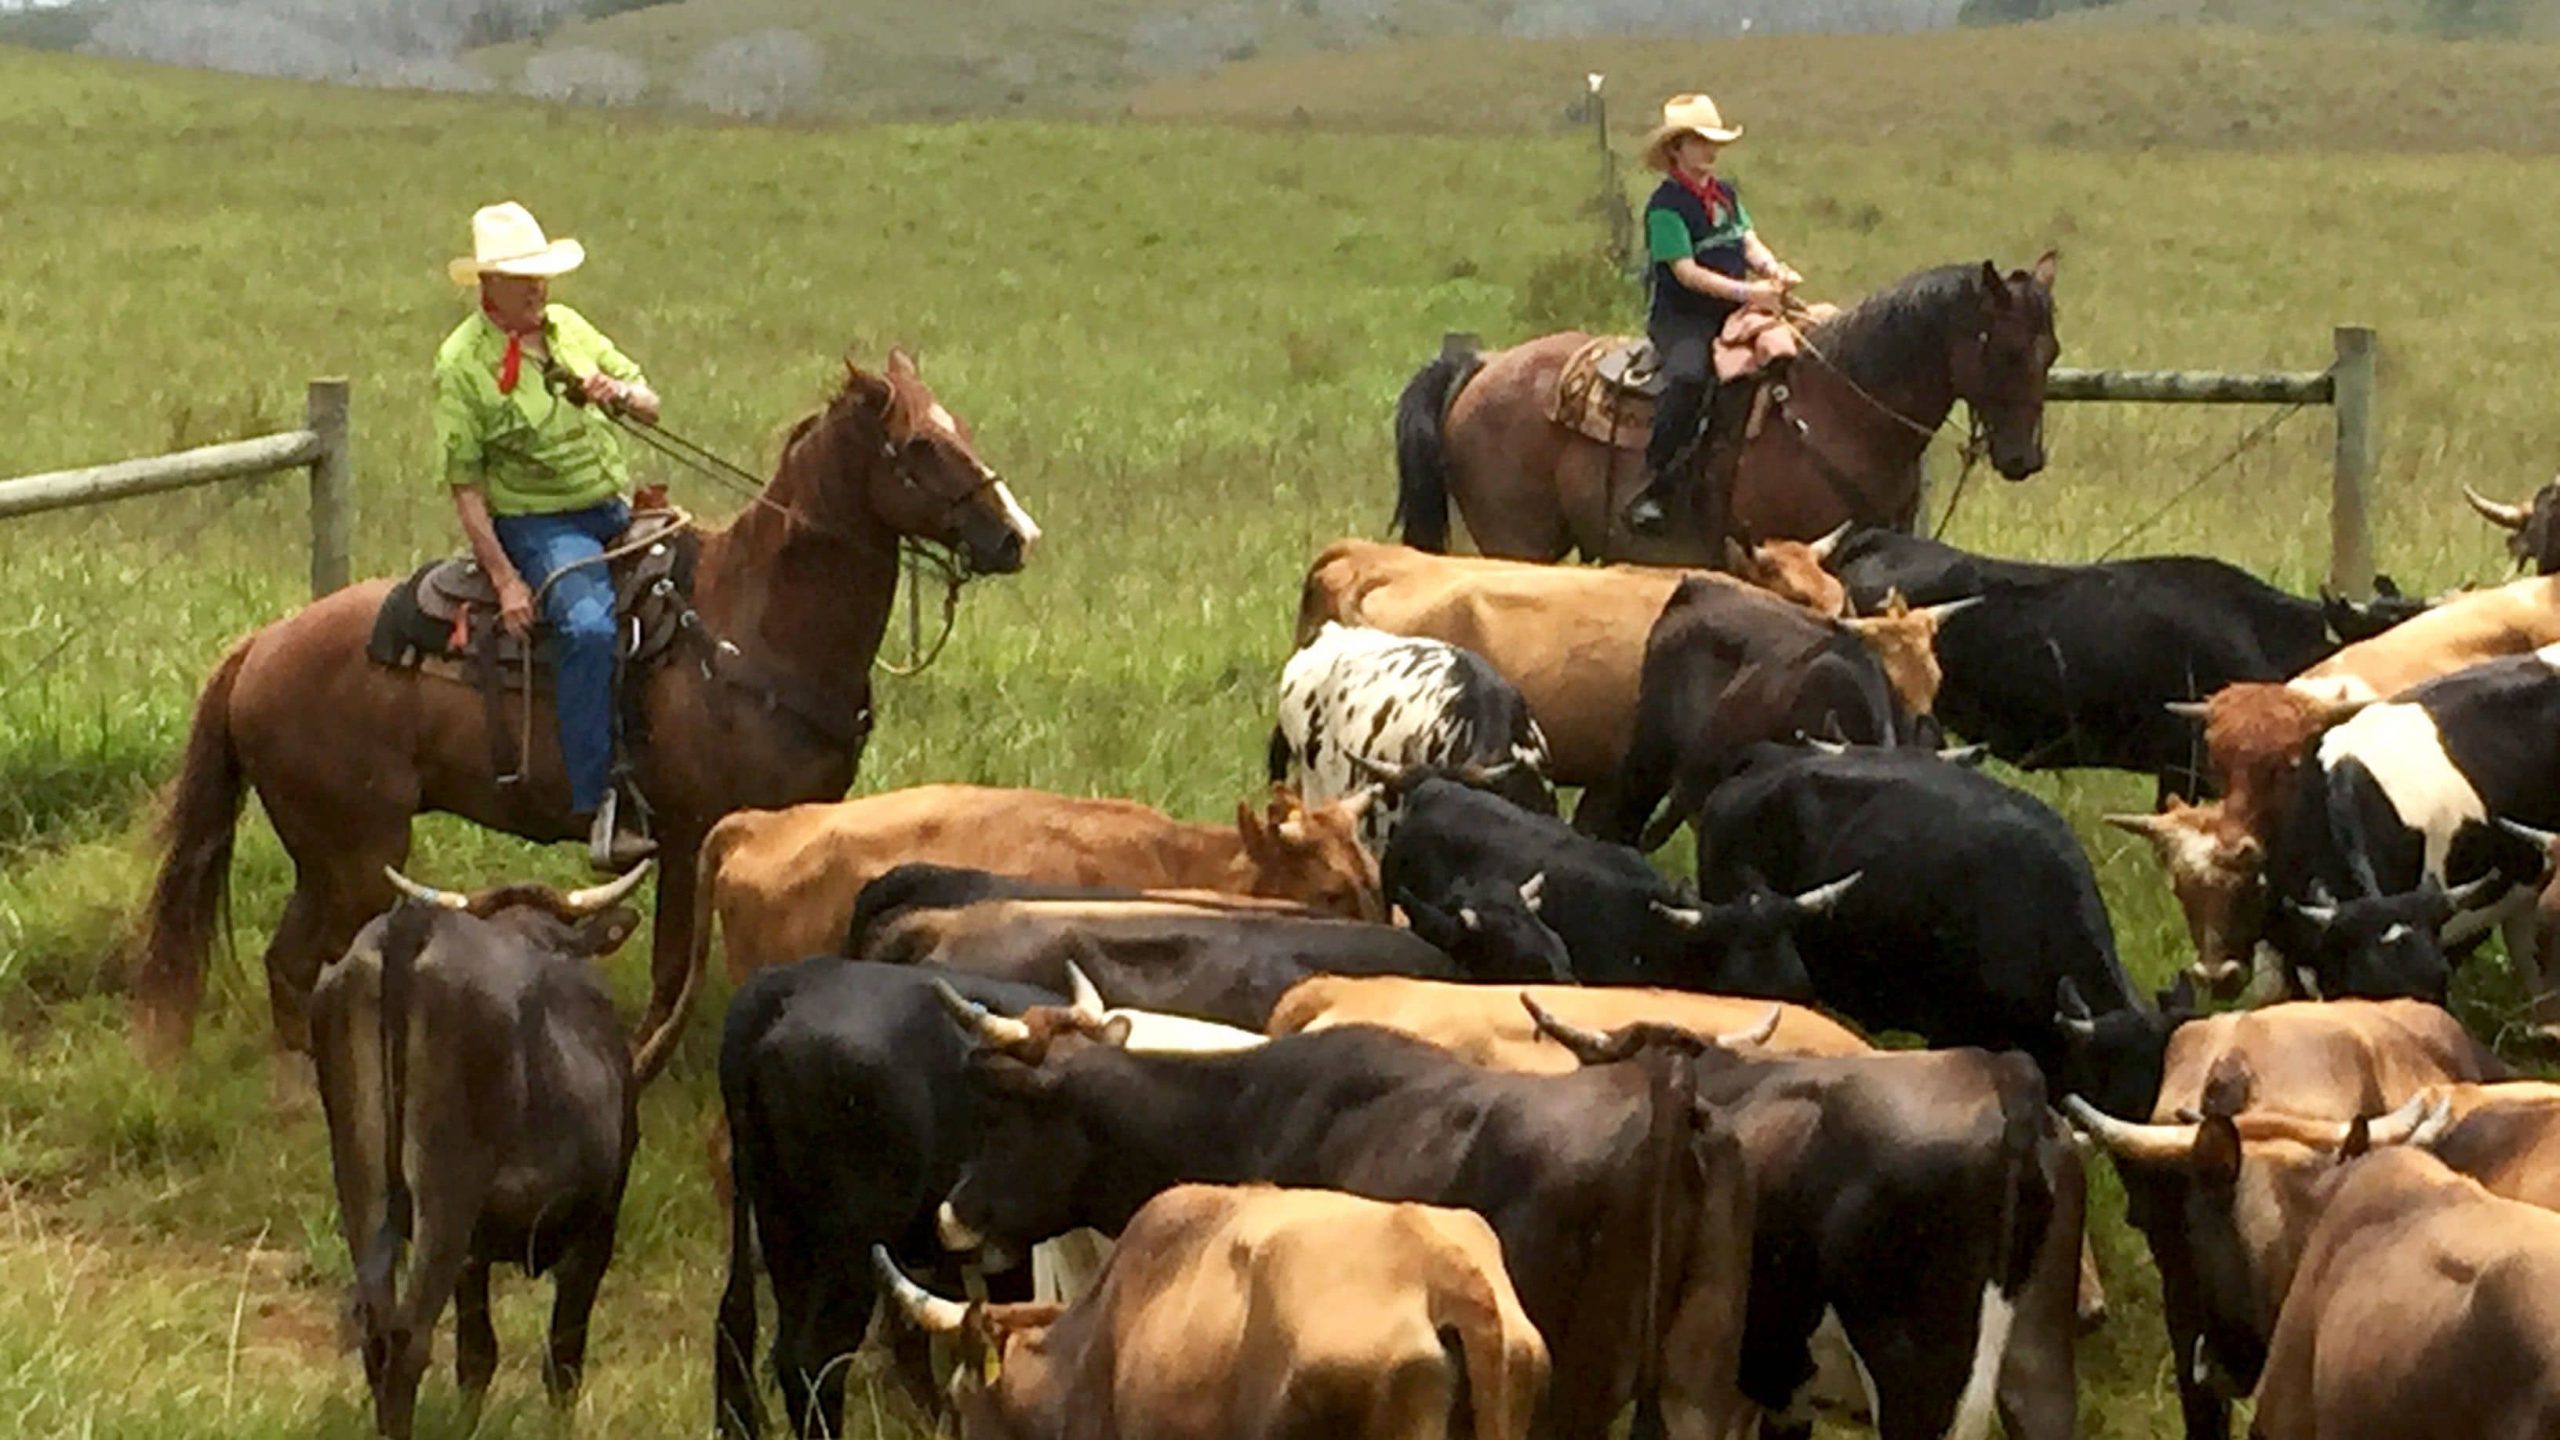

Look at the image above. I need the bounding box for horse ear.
[887,346,921,381]
[843,359,893,412]
[2031,249,2059,290]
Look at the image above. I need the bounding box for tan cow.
[877,1183,1550,1440]
[691,784,1381,985]
[2070,997,2506,1439]
[2112,574,2560,989]
[1295,539,1952,788]
[1264,975,1871,1072]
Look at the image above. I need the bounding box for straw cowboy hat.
[1641,93,1743,170]
[447,201,586,286]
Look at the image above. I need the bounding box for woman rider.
[1624,93,1802,536]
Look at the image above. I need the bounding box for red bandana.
[1673,170,1729,224]
[481,298,542,394]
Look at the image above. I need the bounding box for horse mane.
[1806,263,2002,394]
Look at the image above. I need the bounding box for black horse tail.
[1393,341,1479,553]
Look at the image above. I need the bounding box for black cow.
[2256,650,2560,1002]
[1823,527,2422,797]
[1382,772,1854,988]
[935,1006,1754,1440]
[716,960,1072,1439]
[1599,575,1908,850]
[312,865,650,1440]
[1530,1004,2082,1440]
[1688,745,2148,1100]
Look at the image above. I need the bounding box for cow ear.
[1097,1015,1134,1049]
[1235,801,1273,859]
[1979,260,2007,306]
[2031,248,2058,290]
[572,908,643,958]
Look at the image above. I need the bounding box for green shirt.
[434,304,646,516]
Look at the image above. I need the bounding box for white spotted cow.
[2256,643,2560,1004]
[1270,622,1554,855]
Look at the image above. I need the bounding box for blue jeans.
[493,499,627,817]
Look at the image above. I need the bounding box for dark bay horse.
[1393,255,2060,565]
[131,350,1043,1079]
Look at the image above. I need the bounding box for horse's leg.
[259,795,413,1056]
[635,825,703,1069]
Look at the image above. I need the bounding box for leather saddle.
[1591,337,1668,398]
[1549,336,1667,450]
[367,509,697,682]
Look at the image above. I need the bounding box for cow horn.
[1715,1005,1783,1049]
[2361,1091,2453,1149]
[382,866,472,910]
[1337,783,1383,822]
[1518,872,1546,914]
[933,979,1035,1049]
[2055,977,2098,1039]
[2444,872,2509,910]
[2061,1096,2199,1165]
[1458,759,1521,787]
[2464,484,2531,531]
[1649,899,1706,930]
[1344,752,1408,787]
[1791,871,1861,915]
[1803,737,1849,756]
[2103,812,2171,838]
[2500,816,2560,853]
[1064,961,1107,1020]
[1938,743,1987,767]
[1520,994,1637,1064]
[1917,596,1984,624]
[2164,701,2212,720]
[560,859,655,916]
[1805,519,1853,563]
[871,1246,970,1334]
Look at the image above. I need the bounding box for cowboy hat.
[447,201,585,286]
[1641,93,1743,169]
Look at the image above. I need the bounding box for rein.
[1778,298,2002,538]
[544,359,980,676]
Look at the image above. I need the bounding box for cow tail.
[1949,1058,2052,1440]
[1393,343,1478,553]
[1628,1045,1697,1440]
[354,901,430,1346]
[1434,1253,1530,1440]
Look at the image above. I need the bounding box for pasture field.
[3,37,2559,1438]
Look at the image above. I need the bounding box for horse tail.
[1393,341,1479,553]
[130,636,254,1059]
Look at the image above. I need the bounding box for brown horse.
[131,350,1042,1080]
[1392,255,2060,565]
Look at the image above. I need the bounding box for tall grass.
[3,41,2559,1437]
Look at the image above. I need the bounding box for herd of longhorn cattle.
[293,484,2560,1440]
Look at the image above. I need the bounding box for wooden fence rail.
[0,378,352,597]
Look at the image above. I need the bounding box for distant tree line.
[14,0,680,59]
[1955,0,2119,22]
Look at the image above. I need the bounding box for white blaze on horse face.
[924,399,1043,550]
[2318,704,2485,880]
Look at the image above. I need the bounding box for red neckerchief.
[480,297,542,394]
[1672,169,1729,225]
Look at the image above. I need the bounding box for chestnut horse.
[131,350,1042,1079]
[1392,255,2060,565]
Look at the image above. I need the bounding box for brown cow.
[1295,539,1944,795]
[1264,975,1870,1072]
[2071,1098,2560,1440]
[877,1184,1550,1440]
[2068,997,2506,1440]
[692,784,1382,985]
[2114,575,2560,989]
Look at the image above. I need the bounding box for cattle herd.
[279,480,2560,1440]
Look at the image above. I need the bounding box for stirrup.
[587,791,658,875]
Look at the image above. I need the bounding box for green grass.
[4,36,2560,1438]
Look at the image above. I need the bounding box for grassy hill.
[1127,26,2560,149]
[2065,0,2560,37]
[5,35,2560,1440]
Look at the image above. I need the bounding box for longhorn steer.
[877,1185,1551,1440]
[933,1005,1754,1440]
[1686,744,2143,1096]
[1381,773,1853,989]
[2463,477,2560,575]
[1265,976,1870,1071]
[1822,527,2420,797]
[692,783,1384,987]
[1271,621,1556,852]
[312,863,652,1440]
[712,960,1261,1439]
[2065,997,2505,1440]
[1598,575,1961,848]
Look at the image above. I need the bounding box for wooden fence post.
[306,378,351,597]
[2327,326,2377,597]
